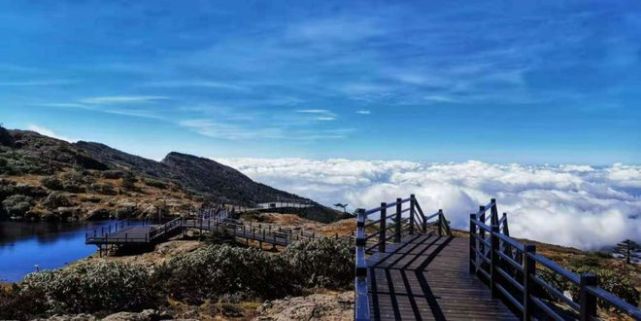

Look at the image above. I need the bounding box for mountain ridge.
[0,126,333,221]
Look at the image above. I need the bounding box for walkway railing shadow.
[354,195,452,321]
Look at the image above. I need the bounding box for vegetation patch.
[20,262,154,316]
[284,237,354,289]
[154,244,298,303]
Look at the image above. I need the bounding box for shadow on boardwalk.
[367,234,518,321]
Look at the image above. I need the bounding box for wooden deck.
[366,234,518,321]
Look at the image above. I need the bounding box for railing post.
[523,244,536,321]
[490,222,500,298]
[379,203,386,253]
[438,209,444,236]
[409,194,415,235]
[490,198,499,226]
[479,205,486,257]
[469,214,477,274]
[579,273,598,321]
[395,198,402,243]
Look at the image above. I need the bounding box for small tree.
[333,203,348,213]
[613,240,641,264]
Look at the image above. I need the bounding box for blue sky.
[0,0,640,164]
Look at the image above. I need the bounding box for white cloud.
[218,158,641,250]
[80,96,168,104]
[179,119,351,140]
[144,80,247,91]
[295,109,337,121]
[27,124,75,142]
[356,110,371,115]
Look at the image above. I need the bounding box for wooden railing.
[354,194,451,321]
[470,199,641,321]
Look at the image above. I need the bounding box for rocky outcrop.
[31,309,198,321]
[254,291,353,321]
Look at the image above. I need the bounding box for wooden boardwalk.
[86,209,317,255]
[367,234,518,321]
[355,196,641,321]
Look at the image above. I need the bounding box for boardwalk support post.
[469,214,477,274]
[490,222,500,298]
[379,203,387,253]
[409,194,415,235]
[395,198,402,243]
[579,273,598,321]
[523,244,536,321]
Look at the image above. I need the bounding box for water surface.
[0,220,117,282]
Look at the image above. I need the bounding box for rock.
[31,314,97,321]
[254,291,353,321]
[87,207,111,220]
[101,309,158,321]
[30,309,190,321]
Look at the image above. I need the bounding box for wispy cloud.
[144,80,247,91]
[36,101,166,120]
[356,110,371,115]
[79,96,169,104]
[295,109,337,121]
[27,124,75,142]
[179,119,284,140]
[287,16,384,43]
[179,118,352,141]
[0,79,76,86]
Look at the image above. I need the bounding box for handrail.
[469,199,641,321]
[363,197,411,215]
[354,194,451,321]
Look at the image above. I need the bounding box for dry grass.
[319,218,356,237]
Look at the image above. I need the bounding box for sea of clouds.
[219,158,641,250]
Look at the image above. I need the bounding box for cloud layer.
[220,158,641,250]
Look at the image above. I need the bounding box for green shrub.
[569,267,640,311]
[60,170,93,192]
[143,178,167,189]
[540,266,640,313]
[0,283,47,320]
[42,192,73,209]
[90,182,116,195]
[20,262,154,314]
[154,244,297,303]
[1,194,33,217]
[101,170,125,179]
[121,172,137,190]
[41,176,64,190]
[283,237,354,289]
